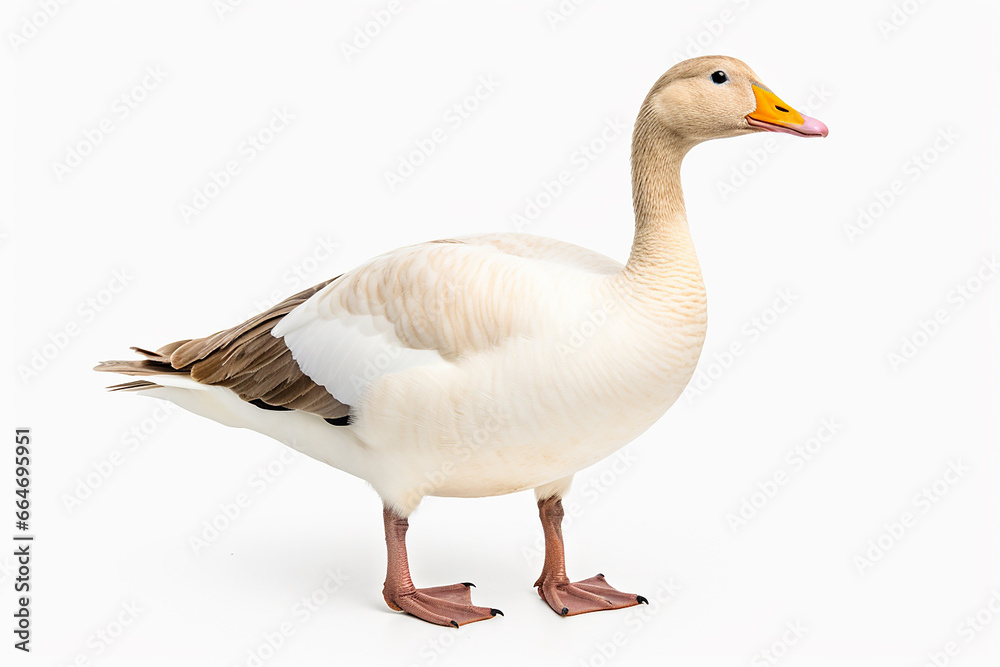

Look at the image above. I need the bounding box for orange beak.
[746,84,828,138]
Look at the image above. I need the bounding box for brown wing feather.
[95,278,349,420]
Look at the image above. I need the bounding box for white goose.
[97,56,827,627]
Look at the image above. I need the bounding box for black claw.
[461,582,475,588]
[561,606,569,616]
[450,620,460,628]
[596,573,605,578]
[490,608,504,617]
[637,595,649,605]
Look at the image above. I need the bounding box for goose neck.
[623,114,700,282]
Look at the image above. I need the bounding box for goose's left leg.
[533,486,648,617]
[381,506,502,627]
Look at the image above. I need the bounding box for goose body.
[97,56,826,626]
[138,231,706,511]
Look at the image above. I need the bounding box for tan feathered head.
[639,55,828,144]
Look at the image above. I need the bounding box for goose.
[96,55,827,628]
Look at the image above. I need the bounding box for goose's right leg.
[381,506,502,627]
[533,493,648,616]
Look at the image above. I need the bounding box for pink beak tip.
[799,114,829,138]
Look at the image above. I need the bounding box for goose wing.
[273,236,602,407]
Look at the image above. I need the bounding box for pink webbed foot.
[536,572,647,616]
[384,581,502,628]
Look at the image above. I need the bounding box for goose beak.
[746,84,828,138]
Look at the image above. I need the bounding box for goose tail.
[94,344,191,390]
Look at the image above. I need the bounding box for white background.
[2,1,998,665]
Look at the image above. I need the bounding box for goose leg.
[534,495,648,616]
[381,506,502,627]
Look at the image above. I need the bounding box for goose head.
[640,55,828,146]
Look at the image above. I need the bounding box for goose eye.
[711,70,728,84]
